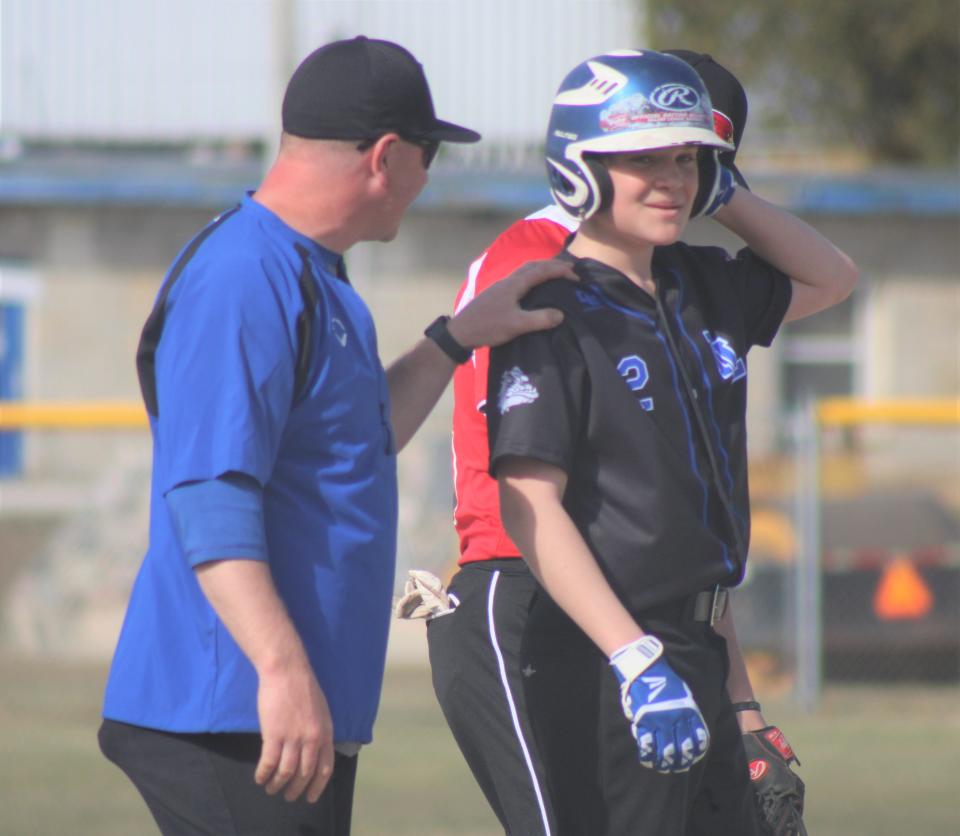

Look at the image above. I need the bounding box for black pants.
[523,591,761,836]
[98,719,357,836]
[427,559,556,835]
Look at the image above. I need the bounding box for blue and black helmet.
[545,49,735,220]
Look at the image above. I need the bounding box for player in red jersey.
[428,206,574,835]
[452,205,578,565]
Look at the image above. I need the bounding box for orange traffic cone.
[873,557,934,621]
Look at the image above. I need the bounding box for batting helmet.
[545,49,735,220]
[663,49,749,189]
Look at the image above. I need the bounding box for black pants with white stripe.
[427,559,556,836]
[522,591,761,836]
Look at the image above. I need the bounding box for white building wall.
[1,0,642,150]
[1,0,274,141]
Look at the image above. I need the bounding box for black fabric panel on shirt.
[484,245,791,612]
[654,243,792,350]
[488,312,587,477]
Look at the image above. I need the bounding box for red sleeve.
[455,216,572,408]
[451,211,571,562]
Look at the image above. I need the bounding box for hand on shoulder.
[448,258,577,349]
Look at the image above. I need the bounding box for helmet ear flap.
[584,157,614,215]
[690,148,718,218]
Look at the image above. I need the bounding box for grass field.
[1,653,958,835]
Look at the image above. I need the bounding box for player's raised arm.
[713,184,859,323]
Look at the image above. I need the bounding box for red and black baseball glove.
[743,726,808,836]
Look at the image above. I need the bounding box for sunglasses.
[355,134,440,170]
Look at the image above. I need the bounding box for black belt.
[641,585,729,627]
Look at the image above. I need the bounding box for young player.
[424,52,757,835]
[487,49,855,834]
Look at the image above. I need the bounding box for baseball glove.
[742,726,808,836]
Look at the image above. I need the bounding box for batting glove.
[610,635,710,773]
[691,149,738,218]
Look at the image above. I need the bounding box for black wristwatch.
[424,315,472,365]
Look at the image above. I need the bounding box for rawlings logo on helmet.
[649,83,701,111]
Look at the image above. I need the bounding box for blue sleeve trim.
[165,472,268,567]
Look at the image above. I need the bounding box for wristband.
[424,315,472,365]
[609,634,664,682]
[732,700,762,713]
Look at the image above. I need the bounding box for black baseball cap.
[664,49,748,187]
[282,36,481,145]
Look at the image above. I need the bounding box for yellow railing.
[0,397,957,431]
[0,401,148,429]
[817,397,960,427]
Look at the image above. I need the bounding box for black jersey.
[487,242,791,613]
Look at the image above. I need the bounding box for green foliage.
[648,0,960,164]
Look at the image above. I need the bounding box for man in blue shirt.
[98,36,572,836]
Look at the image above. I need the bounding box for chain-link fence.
[736,398,960,707]
[3,397,958,700]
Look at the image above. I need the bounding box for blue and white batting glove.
[691,149,738,218]
[609,635,710,773]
